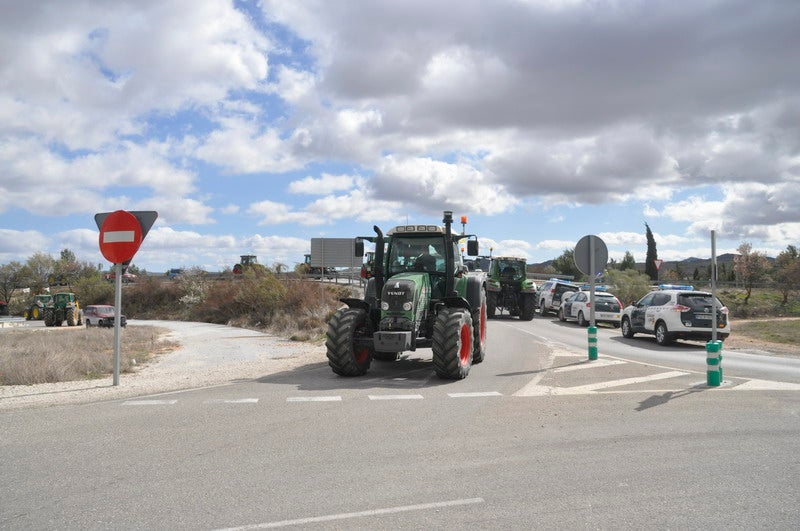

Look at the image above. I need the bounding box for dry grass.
[0,326,178,385]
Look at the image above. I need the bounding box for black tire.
[24,309,31,320]
[326,307,373,376]
[577,311,587,327]
[621,317,635,338]
[432,307,473,379]
[487,292,497,319]
[558,307,566,322]
[655,321,673,346]
[44,308,55,327]
[472,289,487,364]
[66,308,76,326]
[519,294,536,321]
[539,300,548,316]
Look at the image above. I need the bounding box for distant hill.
[529,253,773,275]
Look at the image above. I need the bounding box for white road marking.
[368,394,424,400]
[216,497,484,530]
[558,371,690,394]
[121,399,177,406]
[205,399,259,404]
[731,379,800,391]
[448,391,503,398]
[286,396,342,402]
[553,359,627,372]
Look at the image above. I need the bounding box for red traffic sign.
[99,210,143,264]
[654,259,663,270]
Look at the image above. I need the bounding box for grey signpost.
[95,210,157,385]
[574,235,608,360]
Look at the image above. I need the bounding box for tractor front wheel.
[432,307,473,380]
[44,308,55,327]
[326,307,373,376]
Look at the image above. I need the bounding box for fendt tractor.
[326,211,487,380]
[43,292,82,327]
[486,256,537,320]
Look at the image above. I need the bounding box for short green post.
[588,326,598,361]
[706,340,722,386]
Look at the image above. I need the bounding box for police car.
[620,285,730,346]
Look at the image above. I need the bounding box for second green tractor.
[486,256,537,320]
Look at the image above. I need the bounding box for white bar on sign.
[103,230,135,243]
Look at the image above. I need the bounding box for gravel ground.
[0,320,327,411]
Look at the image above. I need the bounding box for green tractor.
[486,256,537,320]
[43,292,83,327]
[326,211,487,380]
[24,294,53,320]
[232,255,261,275]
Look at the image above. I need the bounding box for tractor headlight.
[402,302,413,311]
[381,301,389,310]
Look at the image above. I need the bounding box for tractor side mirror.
[467,239,479,256]
[354,238,364,257]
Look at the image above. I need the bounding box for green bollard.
[588,326,598,361]
[706,340,722,386]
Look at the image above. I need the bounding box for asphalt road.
[2,316,799,529]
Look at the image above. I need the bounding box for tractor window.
[388,237,446,275]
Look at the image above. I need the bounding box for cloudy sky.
[1,0,799,273]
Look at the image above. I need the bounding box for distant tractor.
[326,211,487,380]
[233,255,260,274]
[303,254,335,279]
[360,251,375,279]
[486,257,537,320]
[43,292,82,327]
[24,294,53,320]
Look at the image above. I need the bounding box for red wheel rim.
[354,346,370,364]
[459,323,472,365]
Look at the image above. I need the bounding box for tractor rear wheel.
[432,307,473,379]
[486,292,497,319]
[66,308,76,326]
[44,308,56,327]
[471,289,487,364]
[326,307,373,376]
[519,294,536,321]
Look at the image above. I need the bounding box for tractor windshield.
[387,236,446,275]
[497,260,525,279]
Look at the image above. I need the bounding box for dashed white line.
[205,398,259,404]
[448,391,503,398]
[368,394,424,400]
[286,396,342,402]
[216,497,484,530]
[121,399,178,406]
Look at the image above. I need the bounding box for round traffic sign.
[99,210,143,264]
[574,234,608,275]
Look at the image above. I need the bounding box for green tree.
[605,269,652,307]
[551,249,581,279]
[24,252,56,293]
[0,261,26,304]
[733,242,770,304]
[644,223,658,281]
[619,251,636,271]
[774,245,800,305]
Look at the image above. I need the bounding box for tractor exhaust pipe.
[443,211,455,297]
[373,225,385,299]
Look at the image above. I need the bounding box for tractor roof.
[387,224,445,236]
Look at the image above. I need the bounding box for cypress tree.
[645,223,658,281]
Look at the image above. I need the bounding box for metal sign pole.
[711,230,717,342]
[113,262,122,386]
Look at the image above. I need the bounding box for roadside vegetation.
[0,325,177,386]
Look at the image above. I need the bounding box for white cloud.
[289,173,357,195]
